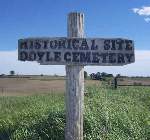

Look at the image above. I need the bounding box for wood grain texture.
[18,38,135,66]
[65,12,84,140]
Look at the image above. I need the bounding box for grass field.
[0,83,150,140]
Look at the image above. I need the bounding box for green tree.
[10,70,15,75]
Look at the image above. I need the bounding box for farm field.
[117,77,150,86]
[0,83,150,140]
[0,77,99,96]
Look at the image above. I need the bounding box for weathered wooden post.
[65,12,84,140]
[18,11,135,140]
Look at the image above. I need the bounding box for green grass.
[0,85,150,140]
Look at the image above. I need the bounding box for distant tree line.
[90,72,114,80]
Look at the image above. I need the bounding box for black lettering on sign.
[35,41,41,49]
[44,41,48,49]
[109,53,116,63]
[18,38,134,65]
[80,39,89,50]
[125,53,133,63]
[46,52,51,61]
[125,40,133,50]
[66,39,72,50]
[20,51,28,61]
[91,40,98,50]
[80,52,91,63]
[72,52,80,62]
[92,52,100,63]
[54,52,61,62]
[116,39,123,50]
[28,41,34,49]
[29,51,36,61]
[104,40,110,50]
[72,39,79,50]
[50,41,57,49]
[111,40,116,50]
[37,52,45,61]
[64,52,71,62]
[58,40,66,49]
[54,40,58,49]
[20,42,28,49]
[118,53,125,63]
[101,53,108,63]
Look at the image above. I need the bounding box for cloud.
[0,50,65,75]
[0,50,150,76]
[132,6,150,16]
[86,50,150,76]
[132,6,150,23]
[144,17,150,23]
[132,8,139,13]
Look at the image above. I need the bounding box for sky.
[0,0,150,76]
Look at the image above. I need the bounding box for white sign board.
[18,37,135,65]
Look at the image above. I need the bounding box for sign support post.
[65,12,84,140]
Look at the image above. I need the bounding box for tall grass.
[0,85,150,140]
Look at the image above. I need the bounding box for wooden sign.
[18,38,134,65]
